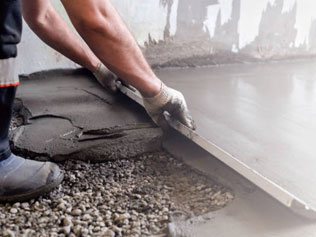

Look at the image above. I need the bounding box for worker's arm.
[21,0,99,72]
[21,0,118,92]
[60,0,161,97]
[60,0,195,129]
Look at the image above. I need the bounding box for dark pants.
[0,87,17,161]
[0,0,22,161]
[0,0,22,59]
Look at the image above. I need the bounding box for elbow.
[75,13,112,36]
[23,10,50,32]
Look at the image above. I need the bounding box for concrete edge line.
[118,83,316,219]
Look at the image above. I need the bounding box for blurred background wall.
[16,0,316,74]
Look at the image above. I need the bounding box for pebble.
[10,208,18,214]
[82,214,92,221]
[12,203,20,208]
[62,225,71,235]
[63,216,72,226]
[71,208,82,216]
[104,229,115,237]
[81,228,89,235]
[21,202,29,209]
[3,229,15,237]
[73,225,82,235]
[115,213,130,222]
[111,225,122,235]
[57,202,66,211]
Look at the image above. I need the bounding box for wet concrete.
[163,130,316,237]
[151,59,316,214]
[11,69,162,161]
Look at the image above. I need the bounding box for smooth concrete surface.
[11,69,162,161]
[17,0,316,74]
[155,59,316,215]
[163,129,316,237]
[119,59,316,216]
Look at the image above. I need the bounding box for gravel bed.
[0,152,233,237]
[3,112,234,236]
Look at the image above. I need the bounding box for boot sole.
[0,171,64,203]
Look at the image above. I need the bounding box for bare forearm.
[61,0,161,97]
[21,0,100,72]
[78,21,160,95]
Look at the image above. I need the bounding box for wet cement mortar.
[1,114,234,237]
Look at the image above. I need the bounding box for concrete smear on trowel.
[11,69,162,161]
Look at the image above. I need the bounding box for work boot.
[0,154,64,202]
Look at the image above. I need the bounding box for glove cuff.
[93,62,105,78]
[143,82,170,108]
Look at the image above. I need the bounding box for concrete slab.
[119,59,316,217]
[163,130,316,237]
[12,69,162,161]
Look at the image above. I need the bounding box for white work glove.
[93,63,118,93]
[143,82,196,130]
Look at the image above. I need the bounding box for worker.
[0,0,195,202]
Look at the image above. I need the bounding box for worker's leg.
[0,0,23,159]
[0,74,17,161]
[0,0,64,202]
[60,0,161,97]
[0,59,64,202]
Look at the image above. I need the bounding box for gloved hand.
[93,63,118,93]
[143,82,196,130]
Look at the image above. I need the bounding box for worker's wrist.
[143,82,170,109]
[140,79,162,98]
[90,61,102,74]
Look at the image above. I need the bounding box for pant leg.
[0,0,22,161]
[0,58,18,161]
[0,58,19,161]
[0,86,17,161]
[0,0,22,59]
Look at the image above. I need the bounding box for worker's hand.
[143,83,196,130]
[93,63,118,93]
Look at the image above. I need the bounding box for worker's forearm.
[21,0,100,72]
[61,0,161,97]
[79,24,161,97]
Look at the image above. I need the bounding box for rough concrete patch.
[55,127,163,162]
[10,69,163,161]
[10,115,163,161]
[17,69,150,130]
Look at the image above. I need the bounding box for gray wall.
[17,0,316,74]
